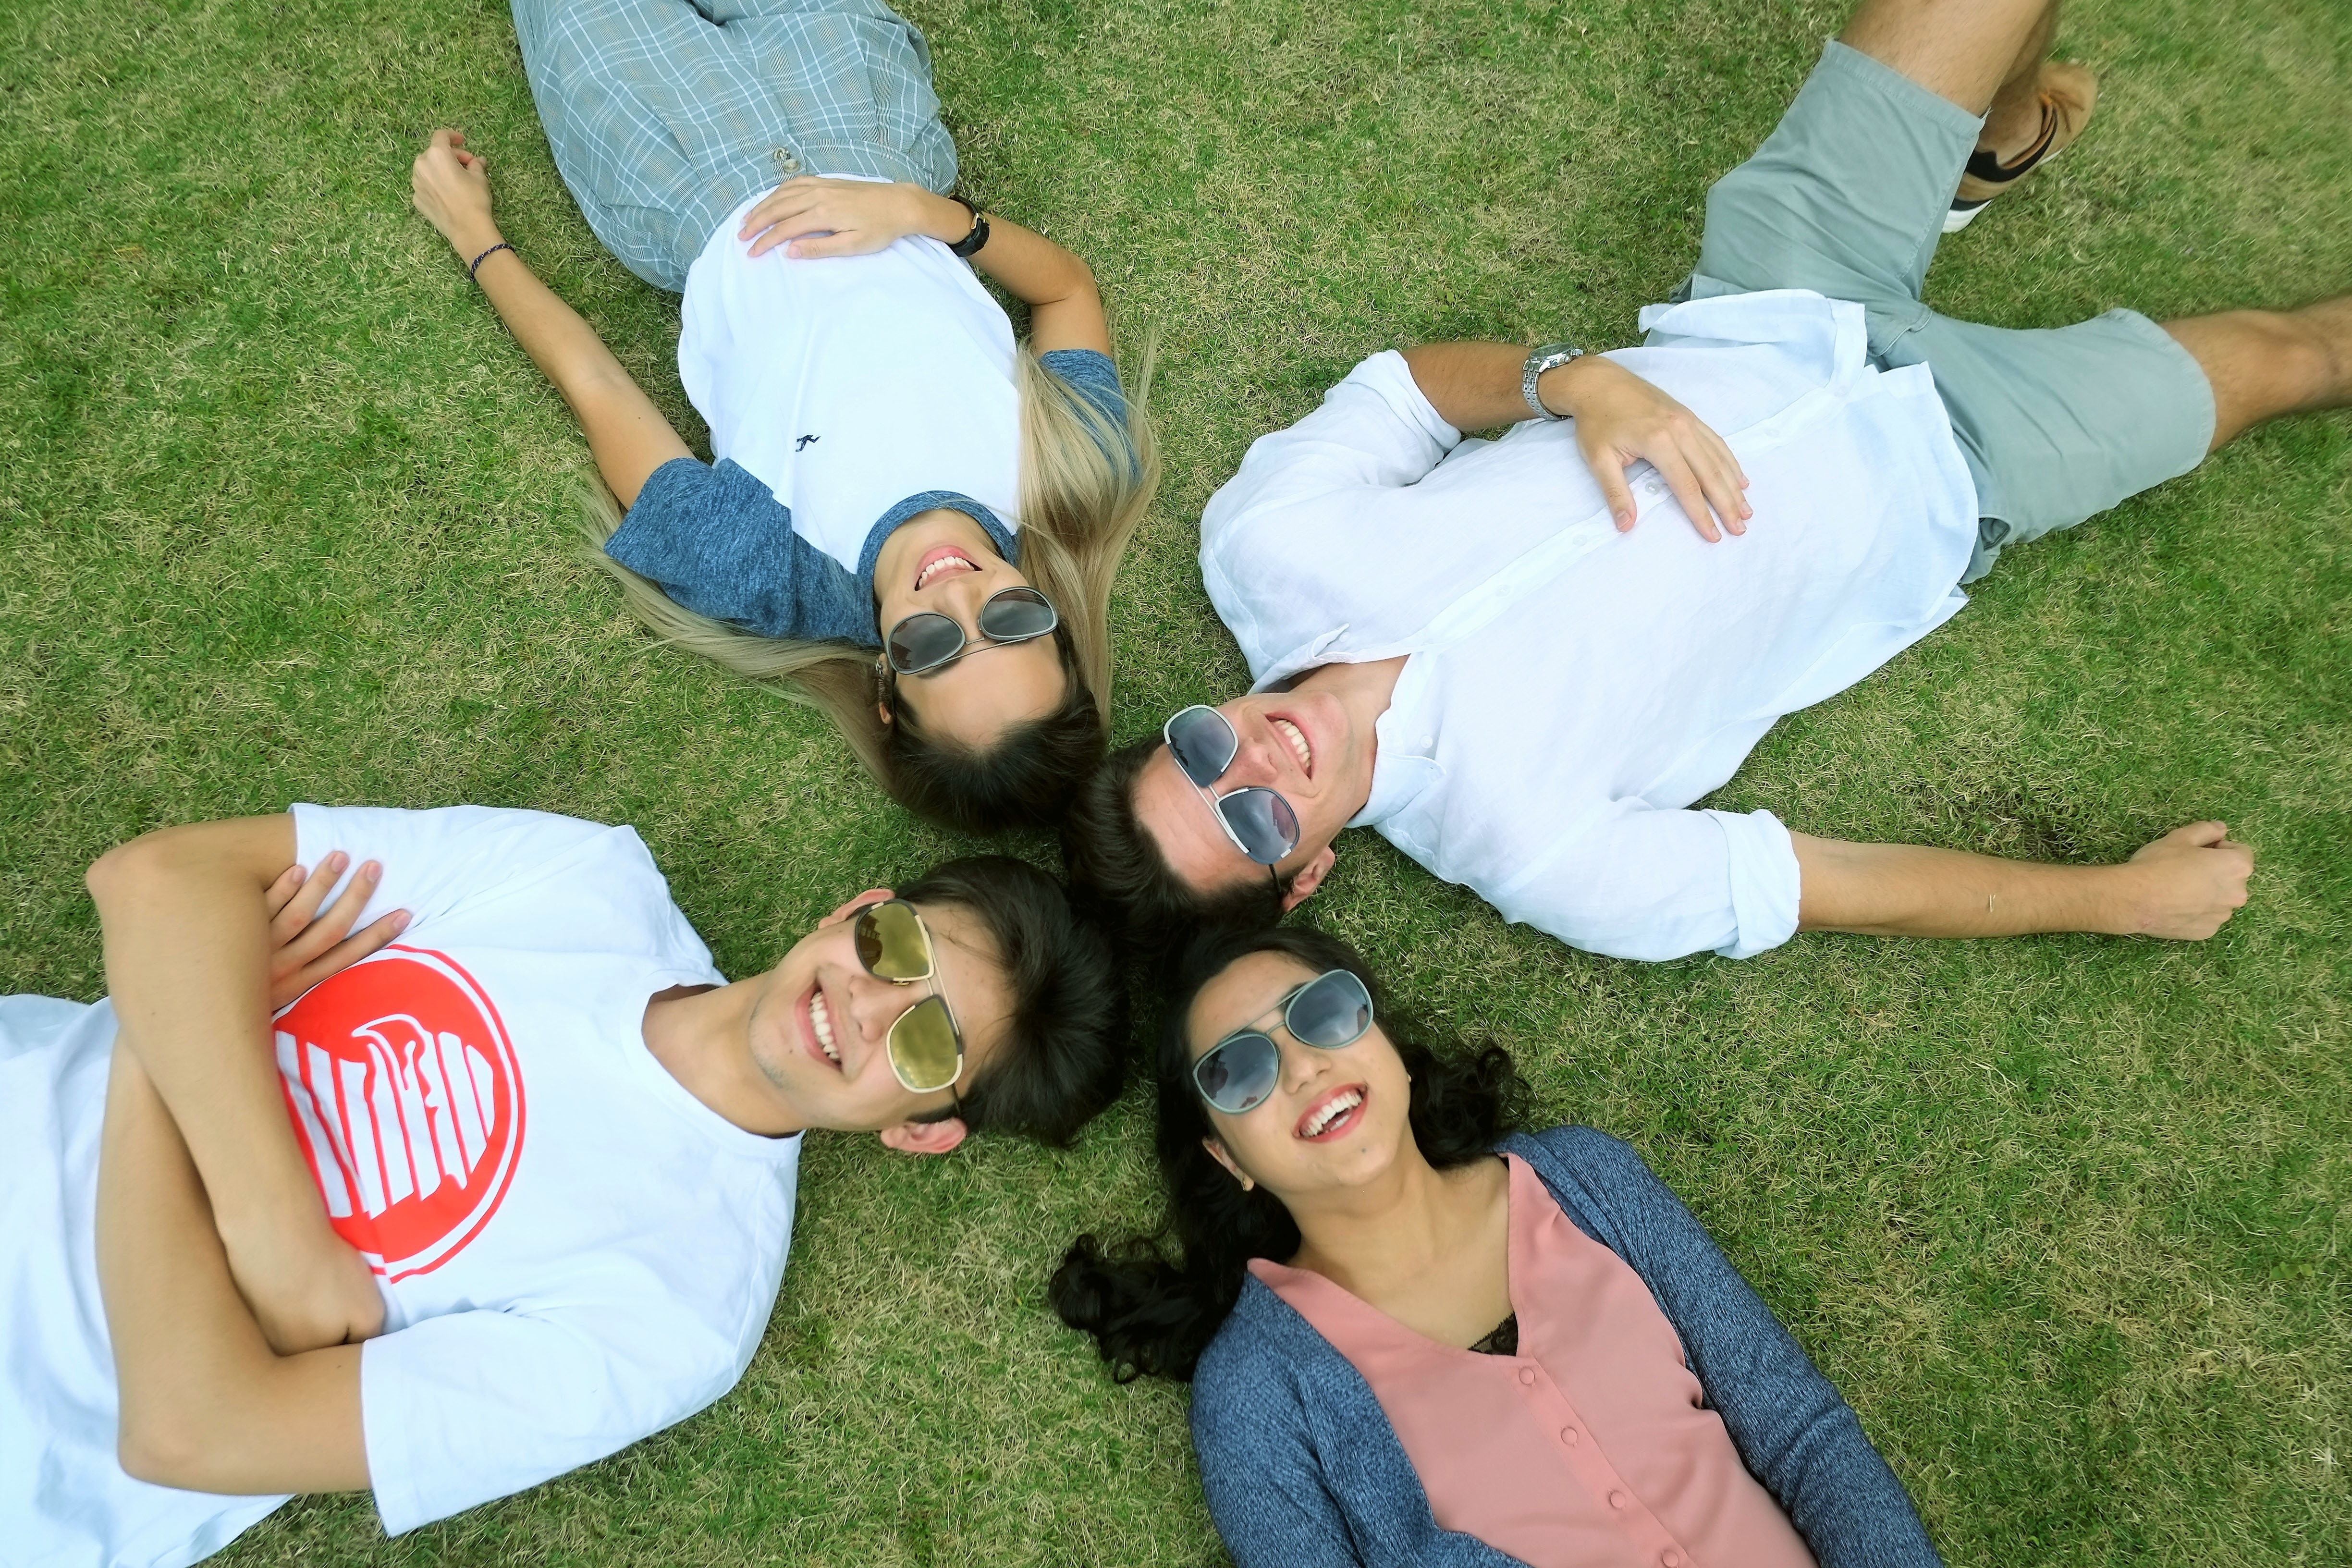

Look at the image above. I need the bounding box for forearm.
[902,191,1091,308]
[1793,834,2140,938]
[89,819,321,1247]
[98,1048,368,1494]
[462,245,682,503]
[1400,341,1616,431]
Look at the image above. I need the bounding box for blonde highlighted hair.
[578,342,1157,831]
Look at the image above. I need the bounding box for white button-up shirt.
[1198,291,1980,961]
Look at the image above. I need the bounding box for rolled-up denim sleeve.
[603,458,873,644]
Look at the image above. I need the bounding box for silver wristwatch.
[1521,341,1585,421]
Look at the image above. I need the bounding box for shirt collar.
[1347,654,1443,829]
[854,492,1019,620]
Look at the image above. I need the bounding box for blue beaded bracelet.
[468,241,514,281]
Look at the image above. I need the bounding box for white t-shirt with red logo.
[0,805,803,1567]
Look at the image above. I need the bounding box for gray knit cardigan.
[1188,1125,1941,1568]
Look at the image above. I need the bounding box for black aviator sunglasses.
[1163,704,1301,867]
[885,587,1059,676]
[1190,968,1376,1115]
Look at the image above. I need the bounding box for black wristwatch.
[947,195,991,258]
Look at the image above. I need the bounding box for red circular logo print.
[273,946,526,1281]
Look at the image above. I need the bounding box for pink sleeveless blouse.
[1250,1155,1817,1568]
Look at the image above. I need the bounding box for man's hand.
[2120,821,2254,938]
[738,176,962,259]
[266,851,409,1010]
[411,128,500,258]
[1542,356,1751,541]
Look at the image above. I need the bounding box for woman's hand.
[738,176,963,260]
[264,851,410,1011]
[411,128,501,258]
[1544,357,1751,541]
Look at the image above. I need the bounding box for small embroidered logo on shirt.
[273,946,526,1281]
[795,433,820,451]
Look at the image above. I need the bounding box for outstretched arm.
[410,130,692,507]
[1793,821,2254,939]
[98,1044,368,1494]
[1400,341,1751,539]
[733,177,1113,355]
[88,817,404,1352]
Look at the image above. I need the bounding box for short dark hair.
[884,625,1105,834]
[895,854,1127,1146]
[1050,924,1530,1381]
[1061,737,1288,960]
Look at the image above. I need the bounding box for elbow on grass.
[84,829,177,909]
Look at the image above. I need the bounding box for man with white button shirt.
[1066,0,2351,964]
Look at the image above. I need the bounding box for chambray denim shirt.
[603,348,1123,646]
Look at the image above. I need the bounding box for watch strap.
[1521,341,1584,421]
[946,195,991,258]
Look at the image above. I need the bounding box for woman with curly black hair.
[1053,925,1941,1568]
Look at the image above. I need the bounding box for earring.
[1238,1174,1255,1193]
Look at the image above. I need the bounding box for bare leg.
[2166,296,2352,452]
[1839,0,2059,117]
[1977,3,2058,156]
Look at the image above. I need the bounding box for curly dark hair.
[894,855,1129,1146]
[885,624,1106,835]
[1060,736,1289,959]
[1049,925,1528,1380]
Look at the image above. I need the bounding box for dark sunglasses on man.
[1191,968,1375,1115]
[885,586,1059,676]
[851,899,966,1097]
[1163,704,1300,867]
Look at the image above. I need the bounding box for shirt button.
[1558,1426,1580,1446]
[1644,478,1665,497]
[1517,1367,1536,1386]
[772,147,801,173]
[1608,1490,1628,1510]
[1662,1554,1683,1568]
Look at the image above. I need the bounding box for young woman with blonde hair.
[411,0,1155,832]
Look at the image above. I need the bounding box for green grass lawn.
[4,0,2348,1562]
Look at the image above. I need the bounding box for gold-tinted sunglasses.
[853,899,966,1096]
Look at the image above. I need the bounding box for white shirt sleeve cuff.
[1343,349,1462,452]
[1707,808,1801,959]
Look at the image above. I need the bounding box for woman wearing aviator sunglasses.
[409,0,1158,834]
[1054,926,1941,1568]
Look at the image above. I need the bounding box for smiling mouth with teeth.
[1298,1085,1364,1139]
[809,989,843,1067]
[914,553,977,591]
[1272,717,1313,774]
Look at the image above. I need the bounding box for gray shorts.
[1680,40,2216,580]
[510,0,958,291]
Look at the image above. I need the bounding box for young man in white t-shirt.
[0,804,1126,1568]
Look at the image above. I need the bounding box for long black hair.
[1049,925,1529,1382]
